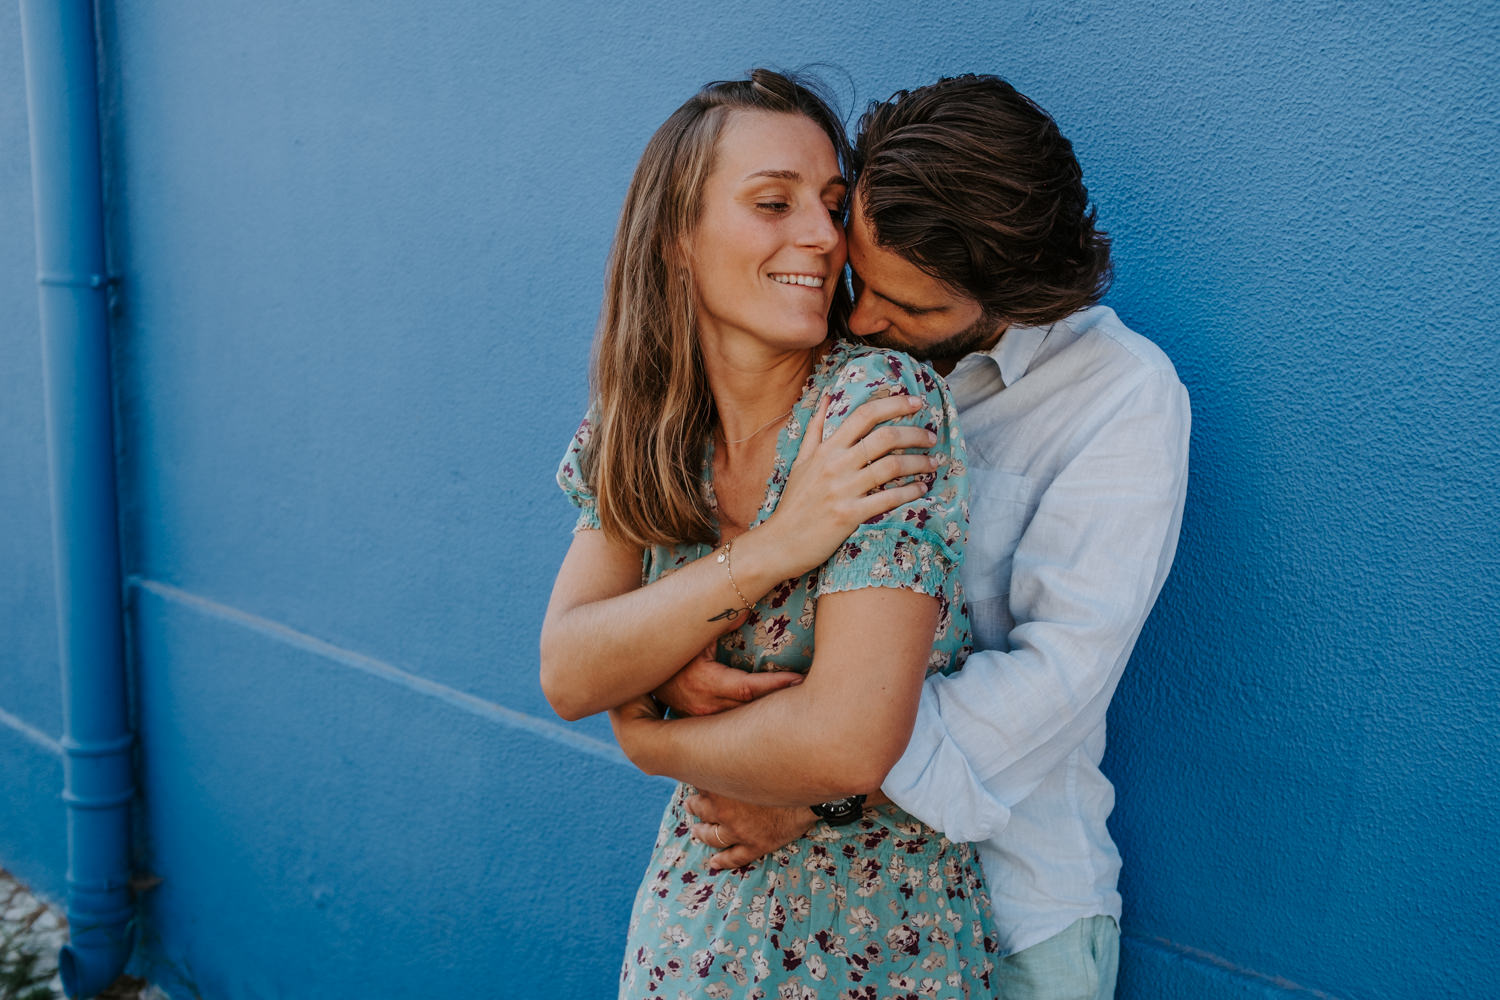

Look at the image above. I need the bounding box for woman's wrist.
[727,520,808,597]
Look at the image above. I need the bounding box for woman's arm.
[609,585,941,804]
[539,393,937,720]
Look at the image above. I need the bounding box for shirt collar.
[974,320,1050,388]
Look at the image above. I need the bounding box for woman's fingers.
[654,656,798,716]
[791,391,830,465]
[862,452,942,492]
[857,482,930,520]
[823,393,924,449]
[858,423,937,463]
[733,670,804,701]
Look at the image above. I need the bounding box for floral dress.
[558,339,1000,999]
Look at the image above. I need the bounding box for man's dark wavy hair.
[852,74,1112,327]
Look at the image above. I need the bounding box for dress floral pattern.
[558,339,999,999]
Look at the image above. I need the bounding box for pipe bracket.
[37,270,119,289]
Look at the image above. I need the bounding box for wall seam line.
[0,705,64,758]
[127,576,630,769]
[1122,931,1346,999]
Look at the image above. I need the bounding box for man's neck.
[930,323,1007,377]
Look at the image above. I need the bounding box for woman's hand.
[754,392,943,577]
[653,648,804,716]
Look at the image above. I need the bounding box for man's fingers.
[734,670,804,701]
[706,847,760,871]
[683,793,716,823]
[690,822,731,849]
[824,393,924,448]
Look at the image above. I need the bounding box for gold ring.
[713,824,728,848]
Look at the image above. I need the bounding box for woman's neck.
[701,338,825,448]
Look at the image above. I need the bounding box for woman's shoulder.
[556,410,602,531]
[816,339,951,422]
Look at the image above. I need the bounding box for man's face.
[846,190,1004,368]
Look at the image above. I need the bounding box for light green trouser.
[992,915,1120,1000]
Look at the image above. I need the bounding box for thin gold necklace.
[719,405,794,446]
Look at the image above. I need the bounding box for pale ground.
[0,869,166,1000]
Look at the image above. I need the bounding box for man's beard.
[864,311,1005,367]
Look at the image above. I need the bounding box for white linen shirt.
[881,305,1191,956]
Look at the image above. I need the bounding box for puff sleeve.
[814,350,969,599]
[555,413,602,533]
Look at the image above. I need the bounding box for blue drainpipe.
[18,2,136,996]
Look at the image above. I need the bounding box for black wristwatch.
[810,794,867,826]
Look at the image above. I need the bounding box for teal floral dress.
[558,340,999,999]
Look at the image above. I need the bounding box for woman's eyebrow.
[743,169,850,190]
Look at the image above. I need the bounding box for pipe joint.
[60,734,135,758]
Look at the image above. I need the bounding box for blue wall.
[1,0,67,902]
[2,2,1495,997]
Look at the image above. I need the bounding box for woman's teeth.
[770,274,824,287]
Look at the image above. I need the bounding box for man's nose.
[848,293,888,336]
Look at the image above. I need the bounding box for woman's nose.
[798,203,842,252]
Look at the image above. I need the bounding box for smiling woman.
[540,69,999,998]
[688,110,847,360]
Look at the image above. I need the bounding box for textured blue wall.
[1,1,1495,998]
[0,0,67,901]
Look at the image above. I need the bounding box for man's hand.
[685,790,815,871]
[654,648,803,716]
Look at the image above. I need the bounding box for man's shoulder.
[1058,306,1181,386]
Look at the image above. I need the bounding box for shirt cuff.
[881,683,1012,843]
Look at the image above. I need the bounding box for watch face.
[812,795,866,825]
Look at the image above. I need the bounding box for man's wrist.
[809,794,867,826]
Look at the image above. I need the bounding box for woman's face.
[687,110,848,355]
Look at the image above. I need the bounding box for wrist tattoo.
[707,607,742,623]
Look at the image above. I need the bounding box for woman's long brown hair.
[583,69,852,548]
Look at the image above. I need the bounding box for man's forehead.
[848,210,969,313]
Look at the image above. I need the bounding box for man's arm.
[882,370,1191,842]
